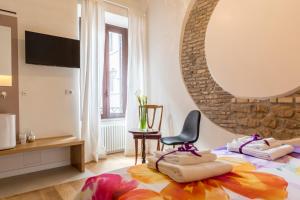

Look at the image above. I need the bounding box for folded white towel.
[147,156,233,183]
[227,144,294,160]
[228,137,281,151]
[154,150,217,165]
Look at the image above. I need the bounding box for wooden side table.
[129,129,161,164]
[0,136,85,172]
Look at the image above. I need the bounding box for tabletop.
[128,128,159,134]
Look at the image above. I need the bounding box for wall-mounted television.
[25,31,80,68]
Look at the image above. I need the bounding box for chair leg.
[161,144,164,151]
[135,139,138,165]
[157,139,160,151]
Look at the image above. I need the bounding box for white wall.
[0,0,79,178]
[206,0,300,99]
[108,0,147,12]
[147,0,237,149]
[0,0,80,138]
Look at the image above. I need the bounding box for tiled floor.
[0,153,136,200]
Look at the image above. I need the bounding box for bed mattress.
[78,146,300,200]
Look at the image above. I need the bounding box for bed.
[78,147,300,200]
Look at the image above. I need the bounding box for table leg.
[142,134,146,164]
[71,143,85,172]
[135,138,138,165]
[157,139,160,151]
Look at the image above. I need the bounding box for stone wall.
[181,0,300,139]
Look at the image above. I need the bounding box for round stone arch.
[180,0,300,139]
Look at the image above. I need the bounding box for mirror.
[0,25,12,86]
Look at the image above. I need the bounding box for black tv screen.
[25,31,80,68]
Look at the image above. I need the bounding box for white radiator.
[100,119,126,154]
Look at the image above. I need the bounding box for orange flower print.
[215,171,288,200]
[119,189,163,200]
[160,181,229,200]
[127,162,288,200]
[81,161,288,200]
[117,180,230,200]
[127,164,170,184]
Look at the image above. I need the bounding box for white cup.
[19,133,27,144]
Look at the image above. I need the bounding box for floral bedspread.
[78,147,300,200]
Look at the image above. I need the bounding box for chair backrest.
[180,110,201,143]
[140,105,163,131]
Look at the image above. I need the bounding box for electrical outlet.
[65,89,73,95]
[21,90,28,96]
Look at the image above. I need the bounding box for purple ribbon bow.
[178,143,202,157]
[238,133,270,154]
[155,143,201,172]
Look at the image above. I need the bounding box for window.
[102,24,128,119]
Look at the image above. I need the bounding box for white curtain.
[80,0,106,162]
[124,10,147,156]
